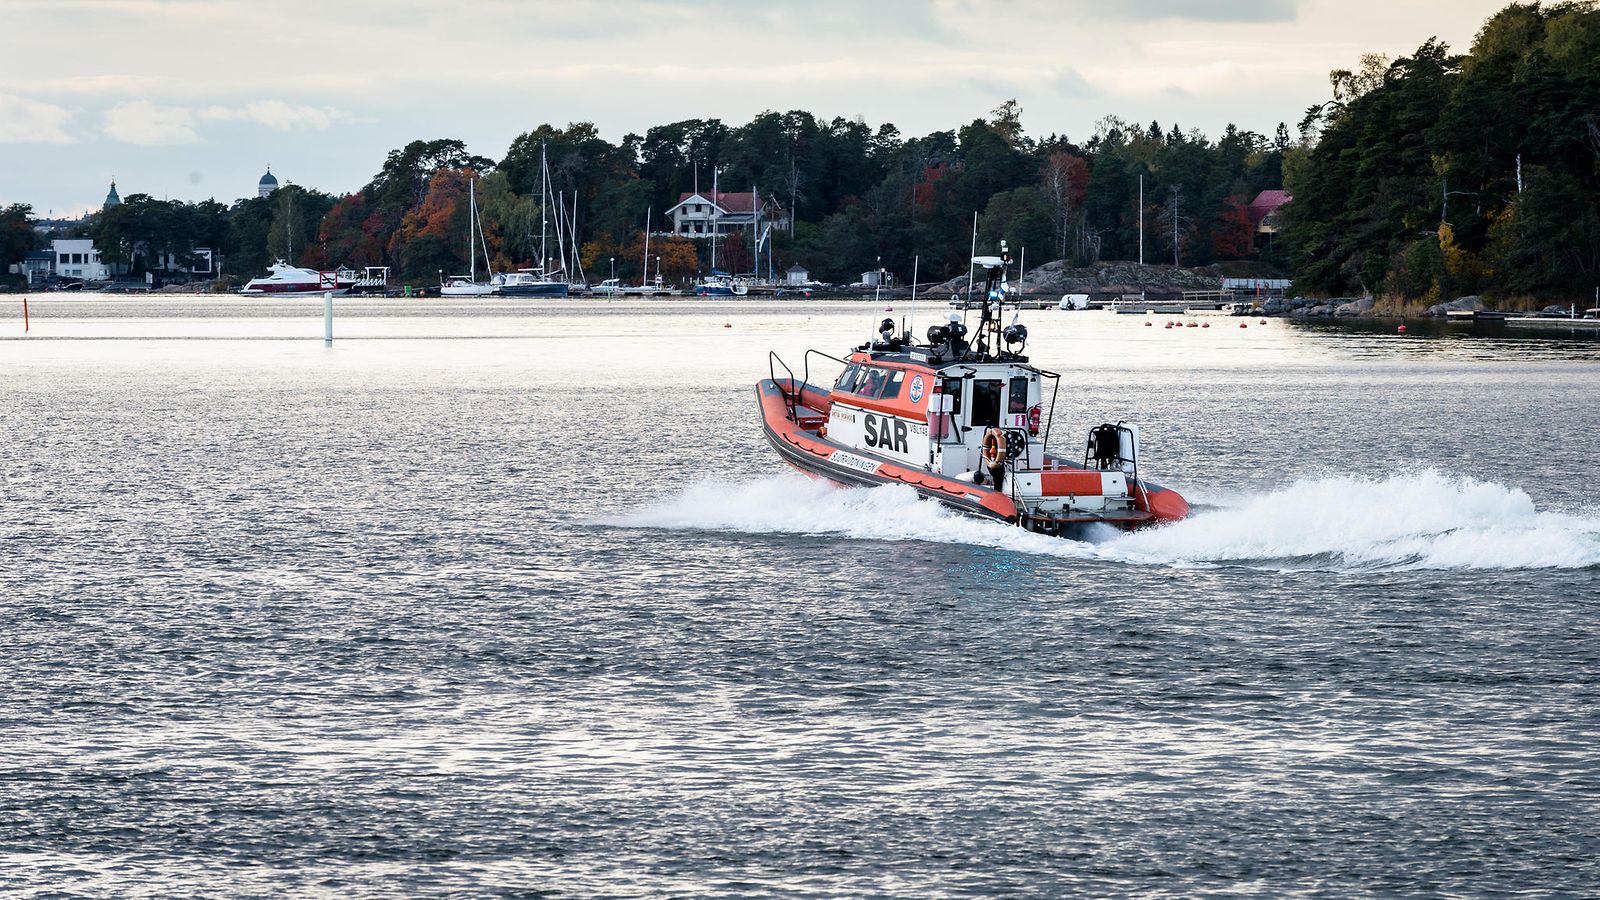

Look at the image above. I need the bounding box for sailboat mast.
[540,143,549,275]
[469,178,476,282]
[710,166,718,272]
[642,208,651,288]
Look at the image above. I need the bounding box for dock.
[1504,316,1600,329]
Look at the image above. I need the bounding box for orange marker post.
[22,295,28,333]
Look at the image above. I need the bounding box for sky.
[1,0,1513,217]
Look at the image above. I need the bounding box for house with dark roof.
[664,190,788,237]
[11,250,54,285]
[1248,190,1291,237]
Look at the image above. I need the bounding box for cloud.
[0,92,74,143]
[197,100,362,130]
[100,98,363,144]
[102,100,198,144]
[1112,0,1300,22]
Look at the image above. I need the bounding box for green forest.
[6,2,1598,303]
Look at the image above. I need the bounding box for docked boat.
[758,245,1189,533]
[493,269,570,297]
[239,262,355,296]
[694,271,749,296]
[440,177,498,297]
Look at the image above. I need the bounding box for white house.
[664,190,788,237]
[785,264,810,285]
[155,248,215,276]
[52,238,111,282]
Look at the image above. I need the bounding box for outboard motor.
[1087,423,1140,474]
[1087,423,1122,470]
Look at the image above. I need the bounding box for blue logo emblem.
[908,375,925,404]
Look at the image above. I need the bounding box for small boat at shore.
[494,269,569,297]
[695,270,748,296]
[758,244,1189,533]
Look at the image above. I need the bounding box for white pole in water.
[324,291,333,345]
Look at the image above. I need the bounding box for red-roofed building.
[1248,190,1291,236]
[665,190,788,237]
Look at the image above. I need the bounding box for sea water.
[2,298,1597,896]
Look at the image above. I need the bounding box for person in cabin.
[981,426,1009,491]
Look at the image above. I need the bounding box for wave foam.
[612,470,1600,572]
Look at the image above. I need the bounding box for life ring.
[981,427,1008,467]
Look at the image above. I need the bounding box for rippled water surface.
[2,298,1598,897]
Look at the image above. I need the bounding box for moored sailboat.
[440,177,498,297]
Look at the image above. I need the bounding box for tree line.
[6,3,1590,301]
[4,104,1292,288]
[1282,1,1600,303]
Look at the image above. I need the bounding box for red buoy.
[724,323,732,328]
[1145,320,1153,326]
[1398,324,1408,334]
[1202,322,1210,328]
[1240,323,1248,328]
[1258,319,1267,324]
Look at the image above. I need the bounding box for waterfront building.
[1249,190,1291,245]
[51,238,111,282]
[786,264,810,285]
[258,167,279,198]
[664,191,788,237]
[10,250,54,284]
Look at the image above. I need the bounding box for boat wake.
[613,469,1600,572]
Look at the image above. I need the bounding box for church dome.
[104,180,121,208]
[258,167,279,198]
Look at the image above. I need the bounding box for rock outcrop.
[1424,296,1486,317]
[1333,297,1377,317]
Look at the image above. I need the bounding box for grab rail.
[802,349,848,397]
[768,351,798,420]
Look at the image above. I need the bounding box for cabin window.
[834,364,860,392]
[874,370,905,400]
[971,379,1002,427]
[859,367,890,398]
[1008,376,1030,414]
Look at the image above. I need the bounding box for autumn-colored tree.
[717,230,754,273]
[308,192,387,269]
[653,236,700,285]
[391,169,472,279]
[1209,195,1256,260]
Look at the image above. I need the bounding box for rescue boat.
[757,245,1189,533]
